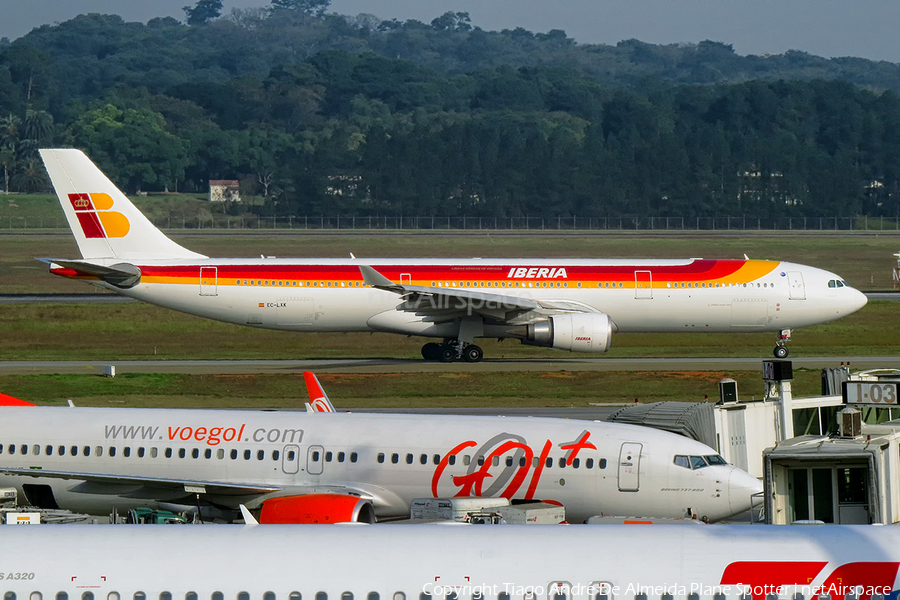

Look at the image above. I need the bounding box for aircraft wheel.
[773,345,789,359]
[463,345,484,363]
[421,343,442,361]
[439,346,457,362]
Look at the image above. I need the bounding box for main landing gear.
[773,329,791,359]
[421,340,484,363]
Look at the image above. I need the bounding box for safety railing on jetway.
[3,215,900,231]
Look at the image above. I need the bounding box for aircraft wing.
[359,265,588,323]
[0,467,280,498]
[0,467,376,507]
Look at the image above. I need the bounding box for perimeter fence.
[3,215,900,231]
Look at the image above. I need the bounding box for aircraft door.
[634,271,652,299]
[401,273,412,285]
[788,271,806,300]
[617,442,642,492]
[307,445,324,475]
[282,445,300,474]
[200,266,218,296]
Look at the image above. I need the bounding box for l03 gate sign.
[843,381,899,405]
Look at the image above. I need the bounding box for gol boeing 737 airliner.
[39,149,866,361]
[0,523,897,597]
[0,375,761,524]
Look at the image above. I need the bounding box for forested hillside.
[1,0,899,219]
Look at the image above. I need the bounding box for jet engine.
[521,313,613,352]
[258,493,376,524]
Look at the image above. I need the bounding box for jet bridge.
[763,370,900,525]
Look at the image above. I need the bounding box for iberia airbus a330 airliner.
[40,149,867,361]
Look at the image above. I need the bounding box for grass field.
[0,300,895,360]
[0,369,819,409]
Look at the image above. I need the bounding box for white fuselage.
[0,524,897,596]
[0,406,761,522]
[59,257,867,338]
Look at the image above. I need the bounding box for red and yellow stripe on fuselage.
[56,258,777,290]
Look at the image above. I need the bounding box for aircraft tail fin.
[303,371,336,413]
[0,393,35,407]
[39,149,207,261]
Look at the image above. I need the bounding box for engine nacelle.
[522,313,613,352]
[259,493,376,524]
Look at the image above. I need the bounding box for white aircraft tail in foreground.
[0,373,761,524]
[40,148,867,361]
[0,524,897,596]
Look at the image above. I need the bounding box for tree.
[0,113,20,193]
[430,12,472,32]
[11,157,47,192]
[270,0,330,17]
[68,104,188,193]
[183,0,223,26]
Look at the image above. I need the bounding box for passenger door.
[788,271,806,300]
[307,445,324,475]
[617,442,642,492]
[200,266,218,296]
[634,270,652,299]
[282,445,300,474]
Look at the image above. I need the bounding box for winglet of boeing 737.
[303,372,336,413]
[0,393,35,407]
[239,504,259,525]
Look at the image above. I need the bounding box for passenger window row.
[665,282,776,289]
[236,280,366,288]
[374,452,608,470]
[0,444,360,464]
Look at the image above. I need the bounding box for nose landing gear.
[773,329,791,358]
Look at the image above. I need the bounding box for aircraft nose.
[848,287,868,314]
[728,468,763,516]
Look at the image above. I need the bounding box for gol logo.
[68,193,130,239]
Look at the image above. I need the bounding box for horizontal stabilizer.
[40,258,142,289]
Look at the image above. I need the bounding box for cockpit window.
[690,456,708,469]
[828,279,847,288]
[673,455,690,469]
[705,455,727,466]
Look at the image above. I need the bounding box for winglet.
[0,393,35,407]
[239,504,259,525]
[359,265,404,292]
[303,371,336,413]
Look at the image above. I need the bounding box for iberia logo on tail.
[68,193,130,239]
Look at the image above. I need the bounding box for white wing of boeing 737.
[38,149,867,362]
[0,374,762,524]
